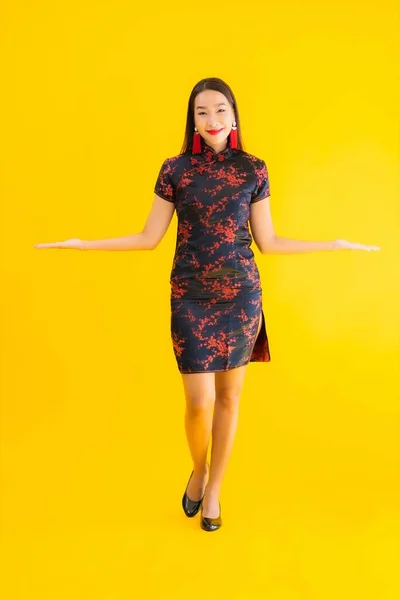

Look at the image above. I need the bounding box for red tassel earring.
[230,121,238,149]
[192,127,202,154]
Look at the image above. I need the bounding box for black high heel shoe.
[200,501,222,532]
[182,468,208,518]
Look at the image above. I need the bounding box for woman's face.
[193,89,235,151]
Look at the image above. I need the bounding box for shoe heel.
[200,501,222,531]
[182,465,208,518]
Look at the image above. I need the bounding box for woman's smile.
[207,128,225,135]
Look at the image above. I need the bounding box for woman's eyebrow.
[195,102,227,109]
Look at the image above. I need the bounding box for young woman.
[35,77,379,532]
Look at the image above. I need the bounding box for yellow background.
[1,0,399,598]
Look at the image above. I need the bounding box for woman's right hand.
[34,238,86,250]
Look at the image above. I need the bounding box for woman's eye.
[197,109,225,116]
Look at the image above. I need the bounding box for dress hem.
[178,360,271,374]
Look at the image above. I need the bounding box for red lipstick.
[207,128,224,135]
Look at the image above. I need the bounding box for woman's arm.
[35,194,175,251]
[82,194,175,251]
[249,197,379,254]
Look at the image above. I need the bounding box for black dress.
[154,139,271,374]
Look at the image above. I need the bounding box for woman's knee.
[215,363,247,410]
[181,372,215,416]
[185,394,215,417]
[215,387,241,411]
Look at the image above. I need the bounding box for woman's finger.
[358,244,380,251]
[335,239,380,251]
[34,238,83,249]
[34,242,64,248]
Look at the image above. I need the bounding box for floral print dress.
[154,139,271,374]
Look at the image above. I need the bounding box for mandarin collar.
[200,141,234,162]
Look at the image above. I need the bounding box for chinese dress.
[154,139,271,373]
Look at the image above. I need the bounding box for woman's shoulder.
[236,148,266,167]
[158,152,192,170]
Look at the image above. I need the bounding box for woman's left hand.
[334,239,380,252]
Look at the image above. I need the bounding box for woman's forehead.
[194,90,228,108]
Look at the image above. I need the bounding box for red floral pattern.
[154,141,271,373]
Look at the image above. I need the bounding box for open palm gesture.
[34,238,85,250]
[334,239,380,252]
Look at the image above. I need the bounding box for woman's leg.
[202,312,263,517]
[181,372,215,501]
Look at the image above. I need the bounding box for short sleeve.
[154,158,176,203]
[250,160,271,204]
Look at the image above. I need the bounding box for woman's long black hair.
[180,77,245,155]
